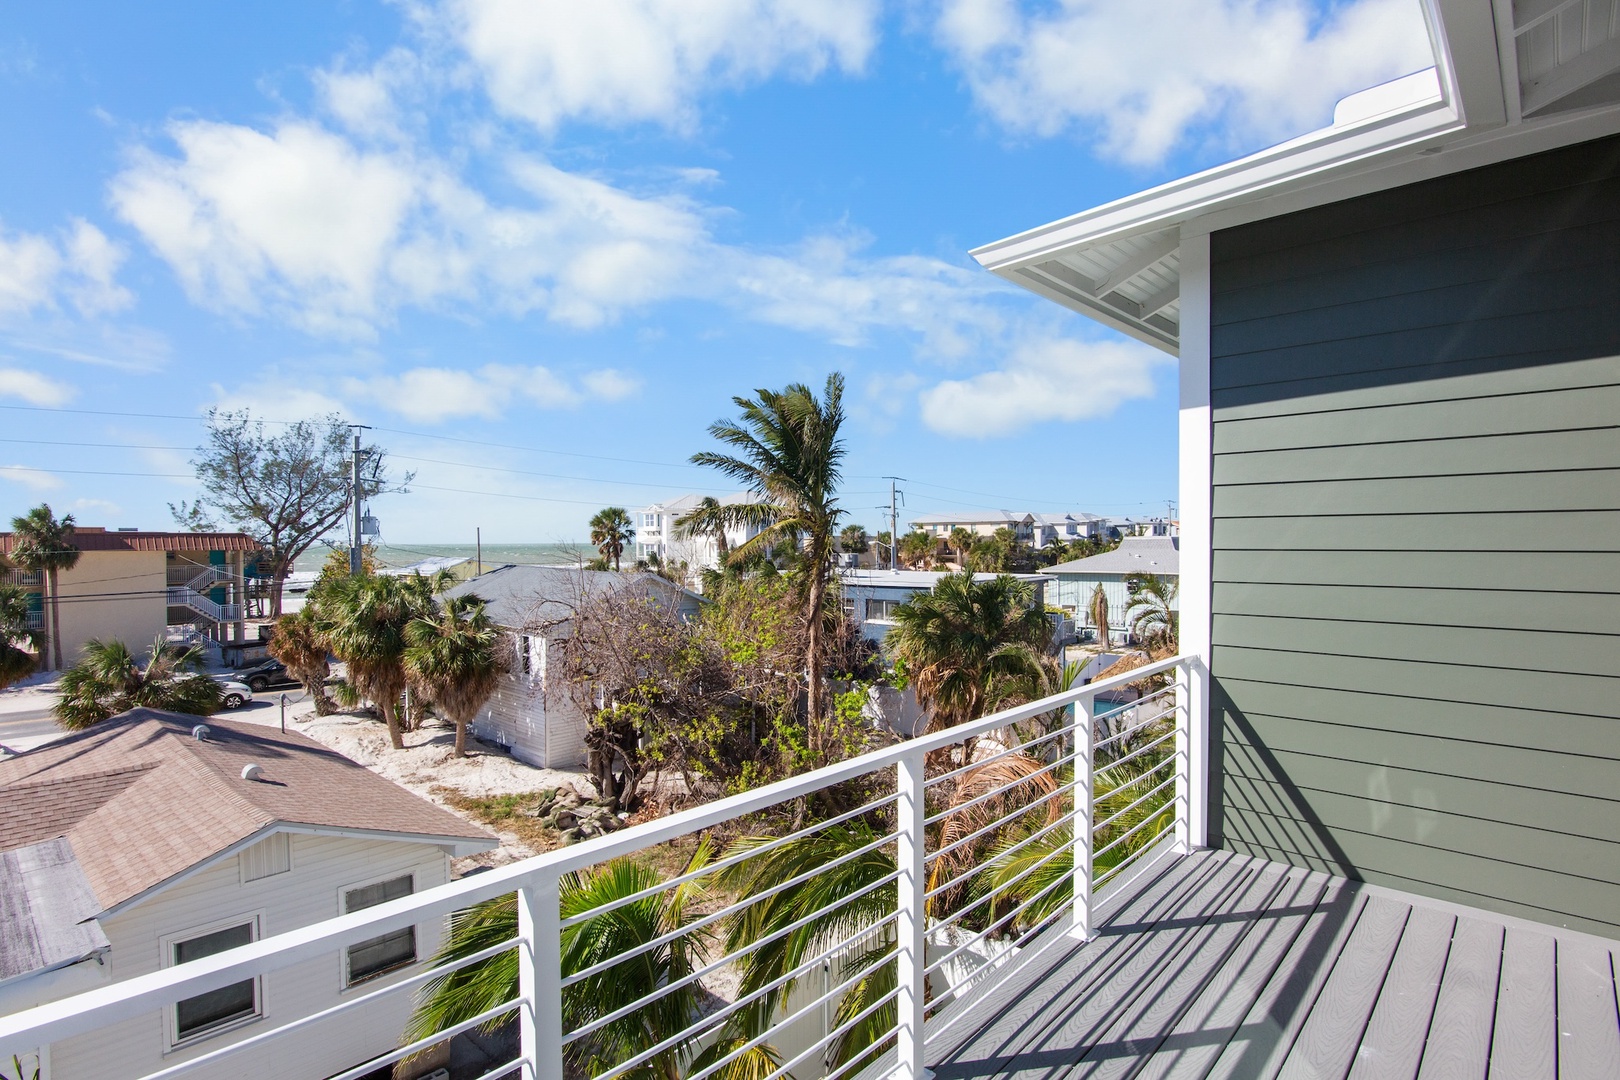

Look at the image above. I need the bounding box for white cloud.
[0,218,131,318]
[207,383,350,421]
[0,367,75,407]
[0,465,62,491]
[918,337,1170,437]
[344,363,643,423]
[445,0,879,132]
[71,498,124,518]
[934,0,1434,165]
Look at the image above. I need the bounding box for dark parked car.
[236,658,301,693]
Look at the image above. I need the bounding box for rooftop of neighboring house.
[639,492,763,515]
[1046,536,1180,576]
[443,563,705,630]
[841,569,1053,590]
[1031,512,1105,527]
[0,526,260,555]
[908,511,1035,527]
[0,708,495,924]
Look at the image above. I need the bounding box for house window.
[867,599,901,621]
[518,635,532,675]
[344,875,415,985]
[172,921,260,1042]
[841,598,857,618]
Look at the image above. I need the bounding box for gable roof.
[0,709,494,915]
[1046,536,1180,577]
[908,511,1034,527]
[443,564,704,630]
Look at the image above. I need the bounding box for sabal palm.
[403,595,501,757]
[885,570,1052,733]
[716,821,897,1072]
[898,531,933,569]
[948,528,974,567]
[410,849,775,1080]
[589,507,636,572]
[691,373,846,755]
[1125,574,1178,651]
[9,504,80,671]
[838,524,868,554]
[675,496,730,564]
[267,606,335,715]
[0,579,42,690]
[315,572,442,748]
[1089,583,1110,647]
[54,637,222,730]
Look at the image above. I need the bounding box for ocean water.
[294,543,586,572]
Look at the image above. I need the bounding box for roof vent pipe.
[241,763,264,782]
[192,724,211,741]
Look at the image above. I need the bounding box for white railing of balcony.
[0,653,1203,1080]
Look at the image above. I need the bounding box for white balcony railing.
[23,610,44,631]
[0,654,1203,1080]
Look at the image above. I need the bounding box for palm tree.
[403,596,501,757]
[691,373,846,756]
[838,523,869,555]
[948,527,974,567]
[54,637,222,730]
[315,572,441,749]
[590,507,636,572]
[885,570,1052,733]
[0,573,42,691]
[674,496,730,566]
[267,607,335,715]
[8,504,80,671]
[717,821,897,1073]
[1125,573,1178,651]
[898,530,933,569]
[409,847,776,1080]
[1088,583,1110,648]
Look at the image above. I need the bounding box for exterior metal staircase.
[166,565,241,623]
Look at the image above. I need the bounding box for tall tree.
[265,606,335,715]
[588,507,635,572]
[54,637,222,729]
[691,373,847,757]
[172,409,408,616]
[8,504,80,671]
[0,567,42,690]
[314,571,443,749]
[898,530,933,569]
[885,570,1052,732]
[1125,573,1178,651]
[838,523,870,554]
[949,526,974,567]
[403,595,502,757]
[1089,583,1111,648]
[673,496,729,565]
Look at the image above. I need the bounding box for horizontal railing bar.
[1094,822,1177,889]
[925,826,1074,939]
[1095,728,1177,775]
[1095,799,1178,861]
[565,870,903,1043]
[927,772,1079,869]
[1094,773,1178,836]
[742,986,901,1080]
[926,724,1070,787]
[140,937,523,1080]
[924,749,1075,827]
[328,997,525,1080]
[558,790,900,930]
[926,795,1078,900]
[561,829,899,987]
[0,657,1187,1055]
[468,1059,529,1080]
[923,841,1075,976]
[1094,706,1175,754]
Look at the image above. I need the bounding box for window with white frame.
[343,875,416,985]
[170,918,261,1043]
[518,634,532,675]
[867,599,901,621]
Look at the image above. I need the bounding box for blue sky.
[0,0,1433,544]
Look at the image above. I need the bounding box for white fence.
[0,655,1204,1080]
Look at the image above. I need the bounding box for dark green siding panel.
[1210,133,1620,933]
[1213,582,1620,634]
[1213,549,1620,591]
[1217,677,1620,759]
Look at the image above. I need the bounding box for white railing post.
[1174,658,1201,854]
[1187,657,1209,849]
[1071,690,1095,941]
[522,871,564,1080]
[893,747,928,1080]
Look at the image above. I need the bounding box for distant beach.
[294,543,586,572]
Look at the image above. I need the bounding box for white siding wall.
[46,833,451,1080]
[470,638,590,769]
[1053,572,1179,643]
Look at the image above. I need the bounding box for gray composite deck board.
[916,851,1620,1080]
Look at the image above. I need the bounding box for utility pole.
[349,424,371,575]
[476,527,482,576]
[884,477,907,572]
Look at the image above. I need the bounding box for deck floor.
[924,849,1620,1080]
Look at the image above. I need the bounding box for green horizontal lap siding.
[1208,133,1620,936]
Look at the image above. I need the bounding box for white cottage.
[1046,536,1179,645]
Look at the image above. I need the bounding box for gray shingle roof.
[1045,536,1179,576]
[443,565,701,630]
[0,838,109,986]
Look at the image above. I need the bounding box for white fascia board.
[991,267,1181,355]
[972,95,1463,274]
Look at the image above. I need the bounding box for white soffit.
[974,0,1620,355]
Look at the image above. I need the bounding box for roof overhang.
[973,0,1620,355]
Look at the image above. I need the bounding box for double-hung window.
[344,875,416,985]
[171,919,260,1043]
